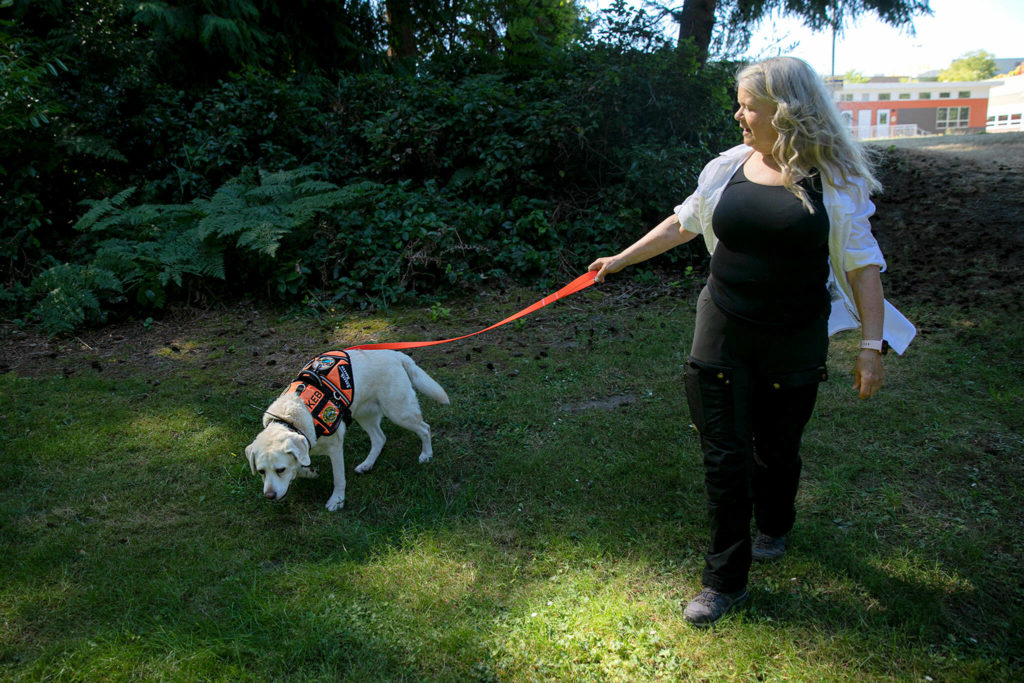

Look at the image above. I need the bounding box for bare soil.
[3,132,1023,379]
[867,132,1024,312]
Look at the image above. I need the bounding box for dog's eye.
[275,468,286,475]
[257,469,265,475]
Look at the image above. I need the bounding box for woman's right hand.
[588,214,690,283]
[588,256,625,283]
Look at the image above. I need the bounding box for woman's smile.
[735,86,778,154]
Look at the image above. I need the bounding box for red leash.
[345,271,599,351]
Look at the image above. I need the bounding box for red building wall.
[837,97,989,132]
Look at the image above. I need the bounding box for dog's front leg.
[324,444,346,511]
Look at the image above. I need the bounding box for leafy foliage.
[939,50,998,82]
[840,69,869,84]
[23,166,355,333]
[2,1,741,335]
[29,263,122,335]
[674,0,933,64]
[0,22,67,133]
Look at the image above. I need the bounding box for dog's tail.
[401,354,450,405]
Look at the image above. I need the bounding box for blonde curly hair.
[736,56,882,211]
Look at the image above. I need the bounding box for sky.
[744,0,1024,77]
[589,0,1024,78]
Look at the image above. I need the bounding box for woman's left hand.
[853,349,884,399]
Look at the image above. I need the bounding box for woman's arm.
[589,214,698,282]
[847,264,885,399]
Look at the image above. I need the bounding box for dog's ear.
[245,443,257,475]
[286,433,311,467]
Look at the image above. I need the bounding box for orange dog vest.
[287,351,354,437]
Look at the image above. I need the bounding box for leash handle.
[345,271,599,351]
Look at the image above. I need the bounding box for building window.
[878,93,891,101]
[899,93,911,100]
[1013,114,1023,121]
[939,92,951,98]
[878,112,889,125]
[919,92,931,100]
[840,94,853,102]
[959,91,971,98]
[860,94,870,101]
[937,106,970,129]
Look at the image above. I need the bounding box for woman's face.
[735,85,778,155]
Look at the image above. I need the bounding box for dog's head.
[245,425,310,502]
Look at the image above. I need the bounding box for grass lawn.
[2,277,1022,680]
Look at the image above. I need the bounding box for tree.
[381,0,585,71]
[841,69,868,83]
[385,0,418,60]
[938,50,997,82]
[673,0,932,67]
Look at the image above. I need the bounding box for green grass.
[2,282,1022,681]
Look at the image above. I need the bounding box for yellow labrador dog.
[245,349,449,511]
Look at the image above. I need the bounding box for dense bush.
[2,3,740,335]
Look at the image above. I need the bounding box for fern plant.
[30,263,123,336]
[195,165,344,258]
[28,165,348,334]
[133,0,267,65]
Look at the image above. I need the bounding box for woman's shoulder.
[697,144,750,186]
[717,144,752,162]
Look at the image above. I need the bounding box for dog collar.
[288,351,355,438]
[267,417,312,446]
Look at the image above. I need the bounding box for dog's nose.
[265,491,277,500]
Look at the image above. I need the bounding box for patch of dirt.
[0,304,342,387]
[559,394,637,413]
[3,132,1022,378]
[867,132,1024,313]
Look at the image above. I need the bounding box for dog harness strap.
[287,351,354,438]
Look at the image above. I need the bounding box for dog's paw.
[325,493,345,511]
[418,453,432,464]
[299,467,319,479]
[354,461,374,474]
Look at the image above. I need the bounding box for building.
[834,80,998,140]
[992,58,1024,76]
[987,74,1024,132]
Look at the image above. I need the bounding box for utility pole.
[831,24,836,78]
[831,0,840,79]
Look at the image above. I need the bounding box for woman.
[589,56,914,627]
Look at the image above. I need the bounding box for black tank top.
[708,164,830,328]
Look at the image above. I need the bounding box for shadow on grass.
[2,297,1022,678]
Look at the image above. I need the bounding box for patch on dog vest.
[288,351,354,437]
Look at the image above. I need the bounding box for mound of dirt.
[867,133,1024,313]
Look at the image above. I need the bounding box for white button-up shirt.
[674,144,916,354]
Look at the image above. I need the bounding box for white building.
[986,74,1024,132]
[833,80,999,140]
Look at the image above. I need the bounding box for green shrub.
[29,262,123,336]
[23,166,356,333]
[6,34,738,335]
[131,72,334,202]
